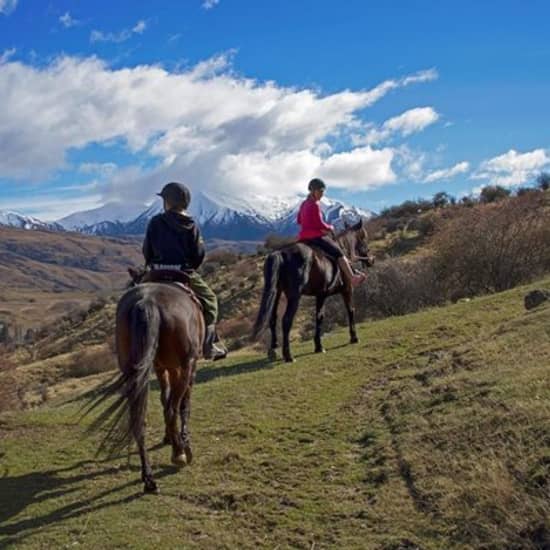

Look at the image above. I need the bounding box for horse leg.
[268,288,282,361]
[179,360,197,465]
[166,366,186,466]
[282,292,301,363]
[159,370,171,445]
[314,295,327,353]
[129,398,157,494]
[342,289,359,344]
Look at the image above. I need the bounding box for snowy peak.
[57,201,148,230]
[14,192,373,240]
[0,210,64,232]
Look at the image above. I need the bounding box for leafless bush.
[355,257,445,318]
[65,346,116,378]
[0,356,22,412]
[219,317,253,351]
[206,249,239,266]
[431,193,550,299]
[316,257,444,334]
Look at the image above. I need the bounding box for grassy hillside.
[0,226,142,330]
[1,277,548,549]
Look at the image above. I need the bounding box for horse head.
[338,218,375,269]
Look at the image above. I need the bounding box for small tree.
[432,191,455,209]
[479,185,511,203]
[537,172,550,191]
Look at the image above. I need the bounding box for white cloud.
[319,147,396,190]
[0,54,437,206]
[0,0,18,15]
[90,20,147,43]
[0,194,104,221]
[423,161,470,183]
[202,0,220,9]
[356,107,439,145]
[472,149,550,187]
[78,162,118,176]
[0,48,16,63]
[384,107,439,137]
[132,20,147,34]
[59,12,79,28]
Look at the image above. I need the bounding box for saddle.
[141,269,203,311]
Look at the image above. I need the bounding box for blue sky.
[0,0,549,220]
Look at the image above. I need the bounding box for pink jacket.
[297,197,334,240]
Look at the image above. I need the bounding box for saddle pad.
[142,270,203,311]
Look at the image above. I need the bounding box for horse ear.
[351,219,362,231]
[128,267,140,283]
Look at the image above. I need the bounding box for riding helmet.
[308,178,326,192]
[157,182,191,209]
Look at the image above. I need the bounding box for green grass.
[1,278,549,549]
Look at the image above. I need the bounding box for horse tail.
[252,251,282,339]
[83,298,160,455]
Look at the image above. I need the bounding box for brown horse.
[87,269,204,494]
[252,219,374,362]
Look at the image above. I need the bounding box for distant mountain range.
[0,191,373,241]
[0,211,65,232]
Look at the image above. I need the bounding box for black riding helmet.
[157,182,191,210]
[308,178,326,192]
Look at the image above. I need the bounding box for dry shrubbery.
[431,192,550,299]
[65,345,116,378]
[219,317,253,350]
[322,192,550,326]
[0,356,21,412]
[356,257,445,318]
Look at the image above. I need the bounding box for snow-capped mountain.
[57,201,148,231]
[0,210,65,232]
[68,191,373,240]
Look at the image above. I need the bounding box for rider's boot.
[203,324,228,361]
[337,257,366,287]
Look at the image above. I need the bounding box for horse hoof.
[172,453,187,467]
[183,444,193,465]
[350,337,359,344]
[284,357,295,363]
[143,481,159,494]
[315,347,326,354]
[267,349,278,362]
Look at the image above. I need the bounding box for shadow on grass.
[76,343,353,405]
[0,458,176,548]
[195,356,276,384]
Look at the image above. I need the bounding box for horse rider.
[142,181,228,361]
[297,178,366,287]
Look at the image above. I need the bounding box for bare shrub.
[65,346,116,378]
[206,249,239,266]
[219,317,253,351]
[317,257,444,332]
[432,193,550,299]
[356,257,445,318]
[0,356,21,412]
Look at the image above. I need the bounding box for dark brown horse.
[252,219,374,362]
[88,269,204,494]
